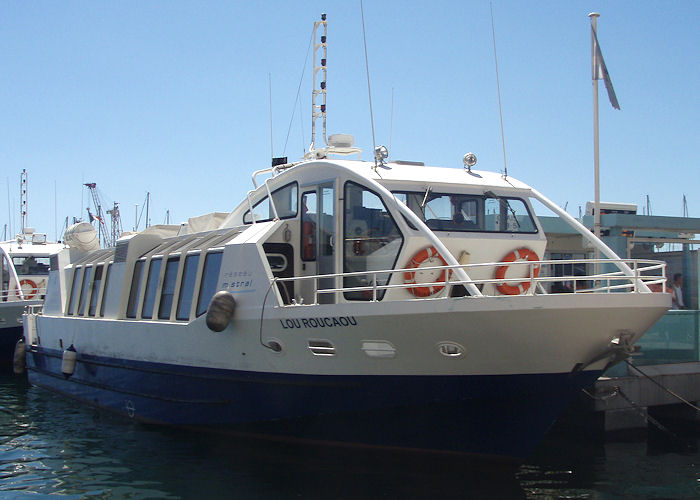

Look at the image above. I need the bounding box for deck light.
[374,145,389,164]
[463,152,477,172]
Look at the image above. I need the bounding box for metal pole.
[589,13,601,267]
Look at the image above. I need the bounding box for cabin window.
[141,258,163,319]
[158,256,180,320]
[126,260,145,318]
[12,256,50,275]
[343,182,404,301]
[88,265,104,317]
[243,182,298,223]
[99,264,111,317]
[176,253,200,320]
[77,266,93,316]
[196,251,223,317]
[393,191,537,234]
[67,266,83,315]
[301,191,318,261]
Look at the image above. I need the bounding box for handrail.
[272,258,666,305]
[0,287,47,302]
[530,188,650,292]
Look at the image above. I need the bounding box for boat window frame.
[300,190,319,262]
[195,249,224,317]
[176,251,201,321]
[243,182,299,224]
[87,264,104,317]
[140,256,163,320]
[342,181,405,301]
[66,266,83,316]
[392,190,539,234]
[99,262,112,317]
[126,259,146,319]
[76,265,93,316]
[158,255,181,320]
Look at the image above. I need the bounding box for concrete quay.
[583,362,700,432]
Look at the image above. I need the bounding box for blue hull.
[26,346,600,460]
[0,326,22,373]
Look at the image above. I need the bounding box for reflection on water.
[1,374,698,499]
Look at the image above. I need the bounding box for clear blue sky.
[2,1,698,240]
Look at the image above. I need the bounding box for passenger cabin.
[44,159,558,323]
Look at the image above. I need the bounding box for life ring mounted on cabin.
[404,246,449,297]
[494,247,540,295]
[16,279,39,300]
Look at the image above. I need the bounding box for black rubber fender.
[206,291,236,332]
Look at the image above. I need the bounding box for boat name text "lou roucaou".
[279,316,358,329]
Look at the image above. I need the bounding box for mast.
[309,13,328,154]
[20,169,28,233]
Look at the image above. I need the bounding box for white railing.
[0,287,47,302]
[273,258,667,306]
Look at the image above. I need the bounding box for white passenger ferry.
[1,229,66,371]
[22,15,670,460]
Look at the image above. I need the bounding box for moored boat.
[1,229,66,372]
[22,14,670,460]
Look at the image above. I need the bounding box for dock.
[564,310,700,434]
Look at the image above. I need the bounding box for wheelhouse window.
[393,191,537,233]
[343,182,404,301]
[12,256,50,275]
[158,256,180,320]
[176,253,200,321]
[243,182,298,223]
[196,251,223,317]
[67,266,83,315]
[126,260,145,318]
[88,264,103,317]
[141,258,163,319]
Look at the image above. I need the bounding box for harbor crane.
[84,182,122,247]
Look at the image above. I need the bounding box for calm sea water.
[1,373,698,499]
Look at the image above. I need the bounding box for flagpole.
[589,12,601,268]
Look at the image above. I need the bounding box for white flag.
[592,26,620,110]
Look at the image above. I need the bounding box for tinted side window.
[77,266,92,316]
[196,251,223,317]
[141,258,163,319]
[88,265,103,317]
[67,267,83,315]
[158,257,180,320]
[99,264,111,317]
[126,260,145,318]
[176,254,200,321]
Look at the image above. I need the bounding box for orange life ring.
[404,246,449,297]
[17,279,39,300]
[495,248,540,295]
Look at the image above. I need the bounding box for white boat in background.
[22,14,670,460]
[1,229,66,371]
